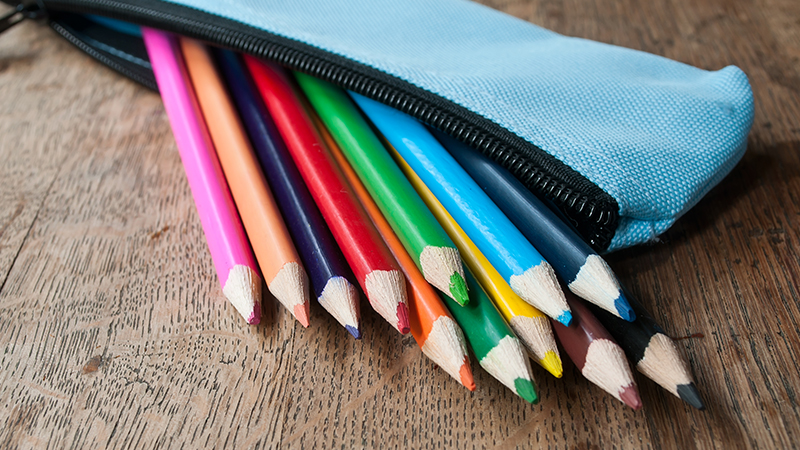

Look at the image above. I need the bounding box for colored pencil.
[393,148,563,378]
[320,113,474,388]
[437,132,635,322]
[294,74,468,306]
[215,49,361,338]
[349,93,571,326]
[244,56,409,334]
[180,39,310,327]
[444,269,538,403]
[588,287,705,409]
[552,291,642,409]
[141,29,262,324]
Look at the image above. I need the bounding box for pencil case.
[2,0,754,252]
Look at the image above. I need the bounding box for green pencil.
[442,269,539,403]
[295,72,468,306]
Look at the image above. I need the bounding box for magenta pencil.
[141,28,262,324]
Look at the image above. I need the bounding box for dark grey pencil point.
[677,383,706,410]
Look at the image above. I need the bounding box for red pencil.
[244,56,409,334]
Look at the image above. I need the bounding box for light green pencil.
[295,72,469,306]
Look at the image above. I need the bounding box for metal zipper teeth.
[43,0,619,250]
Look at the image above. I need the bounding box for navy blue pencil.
[586,287,705,410]
[434,129,635,322]
[216,49,361,338]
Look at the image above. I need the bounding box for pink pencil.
[141,28,262,324]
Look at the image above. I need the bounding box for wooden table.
[1,0,798,448]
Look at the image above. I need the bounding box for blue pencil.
[350,92,572,326]
[216,49,361,338]
[438,132,635,321]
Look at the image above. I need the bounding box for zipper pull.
[1,1,47,34]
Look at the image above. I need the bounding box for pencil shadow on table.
[257,282,278,327]
[635,371,747,448]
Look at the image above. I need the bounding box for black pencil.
[587,287,705,410]
[435,129,635,322]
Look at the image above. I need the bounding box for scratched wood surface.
[1,0,799,448]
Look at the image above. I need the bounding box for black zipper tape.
[49,13,156,89]
[12,0,620,250]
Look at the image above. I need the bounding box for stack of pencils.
[140,27,706,411]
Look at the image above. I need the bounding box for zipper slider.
[1,1,47,34]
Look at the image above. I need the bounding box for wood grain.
[1,0,799,447]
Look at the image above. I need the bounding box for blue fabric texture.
[167,0,754,251]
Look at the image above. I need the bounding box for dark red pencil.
[552,291,642,410]
[244,56,409,334]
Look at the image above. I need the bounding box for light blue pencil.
[350,92,572,326]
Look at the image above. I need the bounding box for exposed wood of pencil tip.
[421,315,475,390]
[317,275,362,339]
[569,255,632,320]
[583,339,642,410]
[268,261,311,327]
[509,263,572,325]
[222,265,263,325]
[480,335,538,404]
[637,333,705,409]
[364,269,410,334]
[419,246,468,304]
[509,315,563,378]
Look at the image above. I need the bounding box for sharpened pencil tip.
[677,383,706,410]
[615,296,636,322]
[222,265,263,325]
[319,276,361,336]
[557,310,573,326]
[460,360,476,391]
[294,303,310,328]
[514,378,539,404]
[449,272,469,306]
[345,324,362,339]
[540,351,563,378]
[396,301,410,334]
[619,385,643,410]
[247,306,261,325]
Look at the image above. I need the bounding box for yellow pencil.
[392,146,563,378]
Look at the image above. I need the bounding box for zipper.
[0,0,46,32]
[49,14,157,89]
[6,0,620,251]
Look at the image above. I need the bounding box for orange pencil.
[315,113,474,389]
[180,39,310,326]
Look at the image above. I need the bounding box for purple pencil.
[216,49,361,338]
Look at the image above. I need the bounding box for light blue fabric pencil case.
[26,0,754,252]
